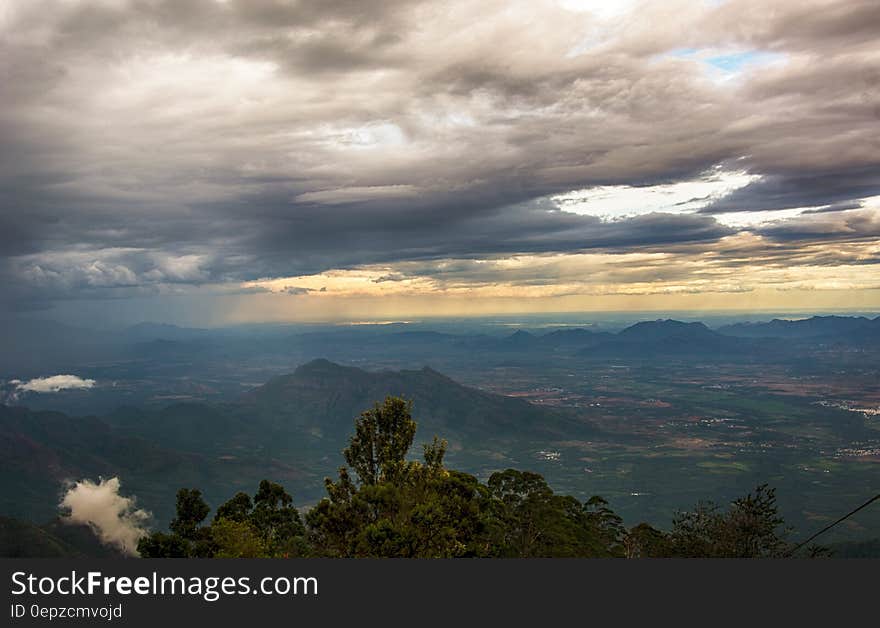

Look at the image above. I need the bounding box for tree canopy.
[139,396,800,558]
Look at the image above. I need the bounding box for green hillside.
[1,361,590,525]
[0,516,122,558]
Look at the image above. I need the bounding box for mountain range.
[1,360,590,525]
[717,315,879,339]
[3,314,879,377]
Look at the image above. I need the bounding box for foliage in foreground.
[139,396,802,558]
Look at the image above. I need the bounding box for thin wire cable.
[787,492,880,556]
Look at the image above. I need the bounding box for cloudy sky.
[2,0,879,324]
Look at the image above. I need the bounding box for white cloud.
[15,248,212,293]
[552,167,759,218]
[558,0,636,19]
[16,374,96,393]
[60,477,150,556]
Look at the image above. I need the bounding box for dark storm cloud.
[700,169,880,214]
[1,0,879,310]
[755,208,880,243]
[2,196,733,304]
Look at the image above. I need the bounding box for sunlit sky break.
[2,0,879,324]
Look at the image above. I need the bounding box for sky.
[1,0,879,325]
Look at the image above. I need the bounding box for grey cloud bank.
[1,0,878,318]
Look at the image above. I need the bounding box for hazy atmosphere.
[2,1,880,563]
[2,0,878,325]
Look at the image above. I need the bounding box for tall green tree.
[343,396,417,485]
[307,397,489,557]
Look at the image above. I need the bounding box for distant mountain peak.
[297,358,339,370]
[619,319,712,340]
[292,359,364,378]
[543,328,593,336]
[238,359,584,441]
[717,315,873,339]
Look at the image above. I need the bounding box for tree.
[210,481,306,557]
[137,531,189,558]
[214,492,252,523]
[170,488,210,539]
[139,398,809,560]
[249,480,305,555]
[343,396,417,485]
[139,488,214,558]
[668,484,790,557]
[140,482,306,558]
[486,469,554,556]
[485,469,624,557]
[625,523,673,558]
[212,518,269,558]
[307,397,489,557]
[583,495,627,555]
